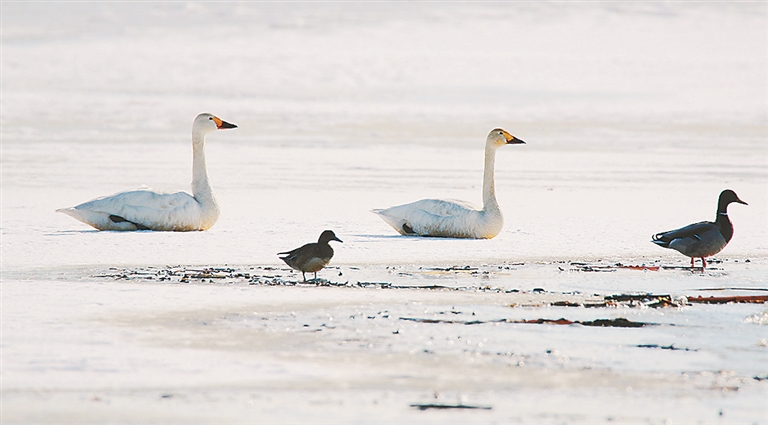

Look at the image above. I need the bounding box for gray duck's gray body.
[652,189,747,268]
[278,230,343,281]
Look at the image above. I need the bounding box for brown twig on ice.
[399,317,651,327]
[519,318,649,327]
[411,403,492,411]
[687,295,768,304]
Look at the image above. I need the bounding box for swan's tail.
[371,208,410,235]
[57,207,138,231]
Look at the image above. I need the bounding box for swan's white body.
[373,129,524,239]
[57,113,236,231]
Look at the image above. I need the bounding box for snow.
[2,2,767,424]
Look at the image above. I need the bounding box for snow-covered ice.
[2,2,767,424]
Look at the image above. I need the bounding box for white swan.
[372,128,525,239]
[57,113,237,231]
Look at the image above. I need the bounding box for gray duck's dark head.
[718,189,747,211]
[318,230,343,244]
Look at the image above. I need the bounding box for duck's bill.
[213,117,238,129]
[334,236,344,243]
[736,198,748,205]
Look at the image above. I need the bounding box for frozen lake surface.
[2,2,767,424]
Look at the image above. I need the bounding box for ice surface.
[2,2,767,424]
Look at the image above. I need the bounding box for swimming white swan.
[57,113,237,231]
[372,128,525,239]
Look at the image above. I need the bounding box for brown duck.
[278,230,343,281]
[652,189,747,268]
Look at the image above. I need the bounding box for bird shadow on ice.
[45,230,99,235]
[352,234,411,239]
[352,234,479,240]
[44,229,156,236]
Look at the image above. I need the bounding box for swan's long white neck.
[481,145,500,213]
[191,130,220,227]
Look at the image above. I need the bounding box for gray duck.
[278,230,343,281]
[652,189,747,268]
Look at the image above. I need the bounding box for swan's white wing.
[58,188,205,231]
[373,198,497,238]
[410,199,479,216]
[374,199,478,218]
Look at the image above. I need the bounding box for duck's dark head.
[719,189,748,207]
[318,230,343,244]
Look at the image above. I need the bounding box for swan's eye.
[209,117,213,120]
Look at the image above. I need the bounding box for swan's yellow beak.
[504,131,525,145]
[213,116,238,129]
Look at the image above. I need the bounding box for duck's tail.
[651,232,672,248]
